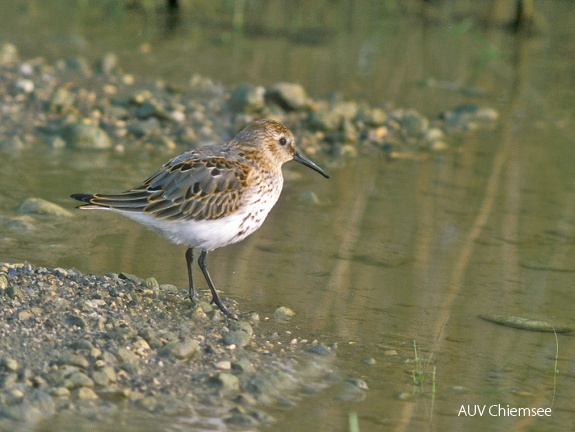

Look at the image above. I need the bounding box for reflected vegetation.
[1,1,575,431]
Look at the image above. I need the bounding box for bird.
[71,119,329,319]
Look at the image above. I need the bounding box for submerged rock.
[17,198,74,218]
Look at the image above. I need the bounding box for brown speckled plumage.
[71,119,329,319]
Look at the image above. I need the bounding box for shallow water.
[2,1,575,431]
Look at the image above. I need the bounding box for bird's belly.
[118,193,279,251]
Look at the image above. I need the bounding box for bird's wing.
[79,154,253,221]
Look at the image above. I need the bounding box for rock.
[232,358,256,374]
[0,43,19,64]
[115,348,140,365]
[105,326,136,341]
[356,106,387,126]
[58,352,89,369]
[142,277,159,289]
[67,315,88,329]
[25,390,56,418]
[229,83,265,113]
[0,357,19,372]
[134,101,170,120]
[229,321,253,336]
[308,342,335,356]
[5,285,24,299]
[211,372,240,392]
[97,52,118,74]
[76,387,98,400]
[160,339,200,360]
[441,104,498,130]
[118,272,142,285]
[65,372,94,389]
[91,370,110,387]
[247,370,293,396]
[338,378,369,402]
[136,396,158,412]
[274,306,295,320]
[126,121,158,138]
[223,330,251,348]
[0,275,7,290]
[50,87,76,114]
[307,110,339,131]
[16,79,34,93]
[331,101,358,120]
[49,387,70,398]
[132,338,150,350]
[1,372,18,388]
[400,109,429,136]
[265,82,308,111]
[17,198,74,217]
[61,122,112,150]
[64,56,92,75]
[215,361,232,370]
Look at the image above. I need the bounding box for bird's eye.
[279,137,288,146]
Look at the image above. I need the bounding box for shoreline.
[0,261,337,430]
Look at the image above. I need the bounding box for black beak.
[293,151,329,178]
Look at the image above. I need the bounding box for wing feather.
[73,151,253,221]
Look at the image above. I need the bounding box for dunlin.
[71,119,329,319]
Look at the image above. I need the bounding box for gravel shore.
[0,262,337,430]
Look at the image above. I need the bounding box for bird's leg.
[185,247,198,302]
[197,249,237,320]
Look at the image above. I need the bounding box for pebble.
[211,372,240,392]
[76,387,98,400]
[58,353,90,369]
[17,198,74,218]
[61,122,112,150]
[0,357,20,372]
[66,372,94,389]
[160,339,200,360]
[265,82,308,111]
[230,83,265,113]
[274,306,296,320]
[308,343,335,356]
[115,348,140,365]
[49,387,70,398]
[223,330,251,348]
[216,361,232,370]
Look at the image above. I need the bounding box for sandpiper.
[71,119,329,319]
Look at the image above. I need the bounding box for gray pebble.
[274,306,295,320]
[61,122,112,150]
[5,285,24,299]
[229,83,265,113]
[17,198,74,218]
[211,372,240,392]
[308,343,334,356]
[160,339,200,360]
[0,357,19,372]
[65,372,94,389]
[223,330,251,348]
[58,353,89,369]
[229,321,253,336]
[115,348,139,365]
[265,82,308,111]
